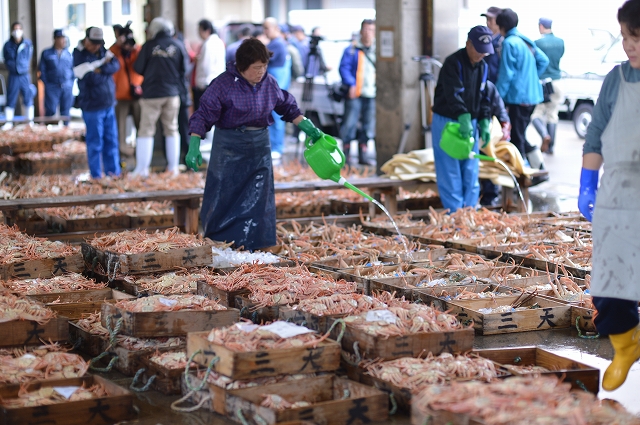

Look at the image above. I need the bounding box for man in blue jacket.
[532,18,564,154]
[339,19,376,166]
[73,27,120,179]
[2,22,34,130]
[39,29,74,126]
[495,8,549,184]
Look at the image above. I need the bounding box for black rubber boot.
[546,123,557,154]
[358,142,374,166]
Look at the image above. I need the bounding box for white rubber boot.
[131,136,154,177]
[2,107,14,130]
[27,105,34,126]
[165,135,180,175]
[527,148,545,170]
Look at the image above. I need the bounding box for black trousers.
[192,87,206,113]
[178,100,190,164]
[506,104,536,157]
[593,296,639,336]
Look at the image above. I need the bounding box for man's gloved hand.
[578,168,599,221]
[457,113,473,140]
[185,135,203,172]
[478,118,491,148]
[500,122,511,141]
[73,62,94,79]
[297,117,324,143]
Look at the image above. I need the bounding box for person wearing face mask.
[185,38,317,250]
[39,29,74,126]
[73,27,120,179]
[2,22,34,130]
[109,23,143,171]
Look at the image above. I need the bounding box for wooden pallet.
[0,316,69,347]
[1,252,84,280]
[101,303,239,338]
[187,331,341,380]
[0,375,136,425]
[473,346,600,393]
[225,375,388,425]
[81,240,215,275]
[447,295,572,335]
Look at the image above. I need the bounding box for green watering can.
[440,122,495,162]
[303,132,375,202]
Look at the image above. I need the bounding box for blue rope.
[130,368,156,392]
[576,316,599,339]
[184,350,219,392]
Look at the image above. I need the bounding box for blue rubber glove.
[185,135,203,172]
[457,113,473,140]
[578,168,599,221]
[478,118,491,148]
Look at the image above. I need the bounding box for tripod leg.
[420,79,430,149]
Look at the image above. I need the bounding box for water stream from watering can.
[370,199,414,261]
[493,159,529,219]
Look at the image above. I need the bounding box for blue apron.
[200,127,276,251]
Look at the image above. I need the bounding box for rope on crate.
[130,368,156,392]
[89,351,118,372]
[239,306,248,318]
[389,392,398,415]
[576,316,599,339]
[170,390,211,412]
[326,318,346,343]
[253,413,269,425]
[183,350,220,392]
[353,341,361,364]
[104,315,123,350]
[70,335,83,351]
[341,389,350,400]
[236,409,250,425]
[251,311,259,323]
[575,380,590,392]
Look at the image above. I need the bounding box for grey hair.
[147,17,175,39]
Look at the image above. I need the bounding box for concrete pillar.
[374,0,425,170]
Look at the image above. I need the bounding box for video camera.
[309,34,323,52]
[122,20,136,46]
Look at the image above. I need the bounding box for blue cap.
[53,29,65,38]
[279,24,290,33]
[290,24,304,33]
[468,25,495,54]
[539,18,552,29]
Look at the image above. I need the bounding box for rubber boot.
[527,148,549,186]
[532,118,551,153]
[2,107,14,130]
[342,141,351,165]
[358,142,373,166]
[131,136,154,177]
[603,325,640,391]
[165,135,180,175]
[546,123,557,154]
[27,105,34,126]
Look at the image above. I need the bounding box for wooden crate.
[81,241,215,274]
[0,156,17,175]
[377,247,448,264]
[139,352,194,395]
[13,217,49,235]
[187,331,341,380]
[309,255,371,272]
[180,373,213,411]
[572,305,597,334]
[196,281,250,308]
[278,306,347,334]
[276,203,331,219]
[27,289,134,320]
[368,273,450,299]
[225,375,388,425]
[68,322,108,357]
[337,325,475,361]
[1,252,84,280]
[128,213,175,229]
[411,283,508,311]
[101,303,239,338]
[9,139,55,155]
[93,339,186,377]
[0,316,69,347]
[20,156,74,175]
[402,196,442,211]
[0,375,136,425]
[474,346,600,393]
[235,295,289,324]
[447,295,572,335]
[44,213,131,233]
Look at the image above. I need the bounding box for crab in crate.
[0,344,89,384]
[1,383,108,408]
[260,394,312,410]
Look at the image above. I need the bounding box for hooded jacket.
[496,28,549,105]
[73,42,120,111]
[134,32,188,99]
[109,43,144,101]
[3,37,33,75]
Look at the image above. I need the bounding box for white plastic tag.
[159,297,178,307]
[366,310,397,324]
[54,386,80,399]
[261,321,314,339]
[20,354,36,360]
[235,322,259,332]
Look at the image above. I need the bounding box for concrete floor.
[106,120,640,423]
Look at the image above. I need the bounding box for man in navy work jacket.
[73,27,121,179]
[2,22,34,129]
[39,29,74,126]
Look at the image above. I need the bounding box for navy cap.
[290,24,304,33]
[481,7,502,18]
[539,17,552,29]
[53,29,65,38]
[279,23,290,34]
[468,25,495,54]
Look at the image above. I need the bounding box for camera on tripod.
[309,34,324,52]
